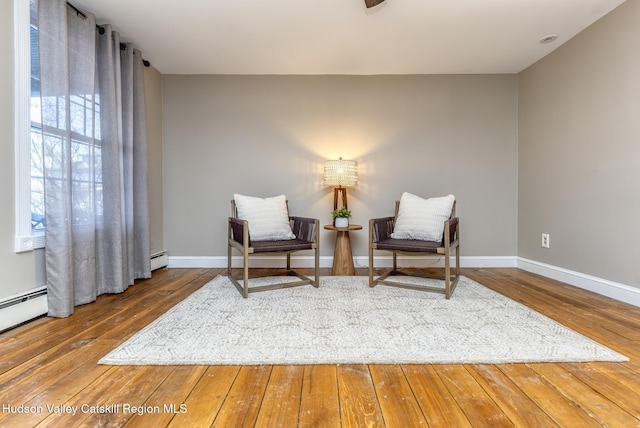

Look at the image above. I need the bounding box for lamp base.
[333,187,348,211]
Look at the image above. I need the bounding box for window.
[14,0,41,252]
[30,0,44,233]
[16,0,105,251]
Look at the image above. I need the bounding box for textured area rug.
[99,275,627,365]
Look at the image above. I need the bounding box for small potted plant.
[331,207,352,228]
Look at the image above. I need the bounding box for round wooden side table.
[323,224,363,275]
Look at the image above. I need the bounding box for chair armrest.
[370,216,395,243]
[290,216,319,243]
[444,217,459,246]
[229,217,248,246]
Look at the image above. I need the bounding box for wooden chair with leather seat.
[368,193,460,298]
[228,194,320,298]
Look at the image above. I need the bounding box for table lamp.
[324,157,358,211]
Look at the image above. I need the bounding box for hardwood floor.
[1,267,640,427]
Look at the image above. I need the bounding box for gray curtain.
[38,0,151,318]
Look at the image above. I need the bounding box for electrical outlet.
[541,233,550,248]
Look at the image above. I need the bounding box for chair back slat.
[290,217,317,243]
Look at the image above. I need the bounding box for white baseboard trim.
[168,255,518,270]
[517,257,640,307]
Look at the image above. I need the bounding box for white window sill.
[15,232,45,253]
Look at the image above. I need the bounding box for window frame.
[14,0,44,252]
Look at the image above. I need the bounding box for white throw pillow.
[234,194,296,241]
[391,193,455,242]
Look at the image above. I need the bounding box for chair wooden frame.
[227,200,320,298]
[368,200,460,298]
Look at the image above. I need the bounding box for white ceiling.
[72,0,627,75]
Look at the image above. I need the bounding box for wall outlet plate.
[541,233,550,248]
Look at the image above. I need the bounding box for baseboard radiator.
[0,286,48,332]
[151,251,169,271]
[0,252,168,332]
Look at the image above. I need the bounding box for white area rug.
[99,275,628,365]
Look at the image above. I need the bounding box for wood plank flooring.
[1,267,640,427]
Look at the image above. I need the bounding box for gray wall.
[144,65,164,255]
[162,74,518,259]
[518,0,640,287]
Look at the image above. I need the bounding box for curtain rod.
[66,1,85,18]
[66,1,151,67]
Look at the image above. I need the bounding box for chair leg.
[243,251,249,298]
[444,246,451,299]
[369,220,375,287]
[456,240,461,279]
[369,246,375,287]
[445,242,461,299]
[312,219,320,288]
[314,244,320,288]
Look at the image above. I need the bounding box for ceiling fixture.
[365,0,386,8]
[539,34,558,44]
